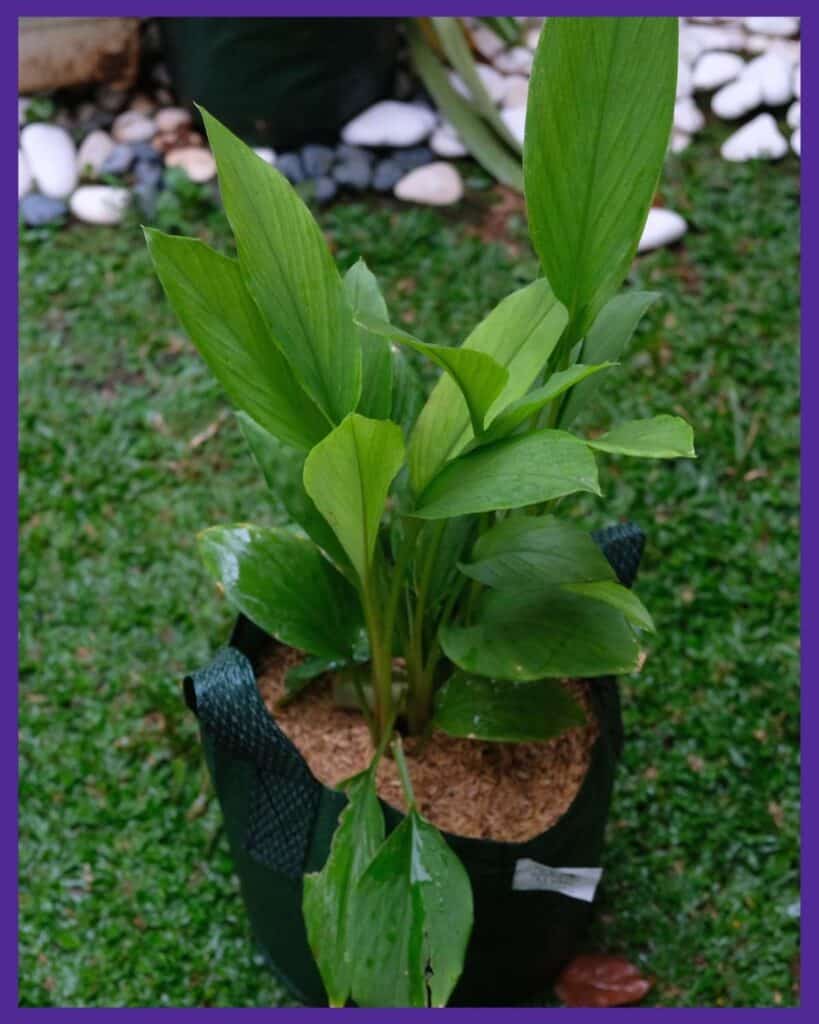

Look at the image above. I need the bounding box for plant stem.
[361,573,393,743]
[391,735,416,810]
[406,520,446,733]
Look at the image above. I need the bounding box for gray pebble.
[133,183,159,220]
[276,152,305,184]
[313,176,338,204]
[301,144,335,178]
[333,157,371,191]
[392,146,435,172]
[134,159,163,189]
[372,158,403,192]
[335,143,374,167]
[20,194,68,227]
[100,144,135,177]
[130,142,163,165]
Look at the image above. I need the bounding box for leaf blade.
[562,580,655,632]
[587,414,696,458]
[201,107,361,423]
[344,259,393,421]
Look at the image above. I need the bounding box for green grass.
[18,121,799,1007]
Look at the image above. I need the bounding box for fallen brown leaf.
[555,954,654,1008]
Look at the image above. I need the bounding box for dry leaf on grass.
[555,954,653,1007]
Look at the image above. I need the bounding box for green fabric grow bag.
[158,18,400,149]
[183,523,645,1006]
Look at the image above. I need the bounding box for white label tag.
[512,859,602,903]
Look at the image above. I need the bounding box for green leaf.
[200,107,361,423]
[560,291,658,427]
[433,672,586,742]
[354,313,509,439]
[562,580,655,632]
[389,345,426,438]
[350,809,473,1007]
[198,525,362,659]
[303,414,405,583]
[144,229,329,451]
[587,414,696,458]
[303,771,385,1007]
[407,21,523,189]
[460,514,616,589]
[344,259,393,420]
[524,18,678,337]
[440,586,640,680]
[430,17,522,154]
[414,430,600,520]
[473,363,616,448]
[284,655,344,701]
[237,412,351,573]
[409,279,569,494]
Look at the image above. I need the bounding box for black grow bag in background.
[183,523,645,1007]
[158,18,400,149]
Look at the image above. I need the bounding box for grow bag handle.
[184,647,320,879]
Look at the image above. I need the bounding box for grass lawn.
[18,122,800,1008]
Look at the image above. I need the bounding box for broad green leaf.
[433,672,586,742]
[562,580,655,632]
[560,291,658,427]
[431,17,522,154]
[460,515,615,589]
[415,516,477,612]
[354,313,508,439]
[350,809,473,1007]
[237,412,350,572]
[144,230,329,451]
[390,346,426,438]
[524,18,678,338]
[407,21,523,189]
[473,363,616,448]
[344,259,393,420]
[587,414,695,458]
[414,430,600,520]
[409,279,569,493]
[303,414,405,583]
[198,525,362,659]
[201,107,360,423]
[284,655,345,701]
[440,586,640,680]
[303,770,385,1007]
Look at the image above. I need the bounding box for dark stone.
[301,144,335,178]
[130,142,163,166]
[20,194,68,227]
[335,143,374,167]
[371,158,403,193]
[100,144,135,177]
[313,176,337,205]
[392,146,435,172]
[333,157,371,191]
[134,159,163,189]
[276,152,305,184]
[132,183,159,220]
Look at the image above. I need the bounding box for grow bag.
[159,18,400,149]
[183,523,645,1007]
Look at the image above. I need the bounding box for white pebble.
[787,101,800,130]
[394,162,464,206]
[494,47,533,75]
[638,208,688,253]
[525,27,541,51]
[430,123,467,159]
[791,128,800,157]
[342,101,437,148]
[501,75,529,110]
[76,130,116,178]
[712,76,762,119]
[744,52,793,106]
[449,64,507,105]
[793,64,801,99]
[69,185,130,225]
[743,17,799,38]
[720,113,788,162]
[112,110,156,144]
[674,97,705,135]
[692,51,745,91]
[670,132,691,154]
[165,147,217,183]
[677,60,693,99]
[18,149,33,199]
[471,24,505,60]
[154,107,192,133]
[500,106,526,146]
[20,123,78,199]
[252,147,276,166]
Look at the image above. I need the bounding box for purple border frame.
[8,3,809,1016]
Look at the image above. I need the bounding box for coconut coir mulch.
[257,645,597,843]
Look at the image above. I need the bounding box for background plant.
[143,17,693,1007]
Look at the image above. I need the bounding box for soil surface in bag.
[257,644,598,843]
